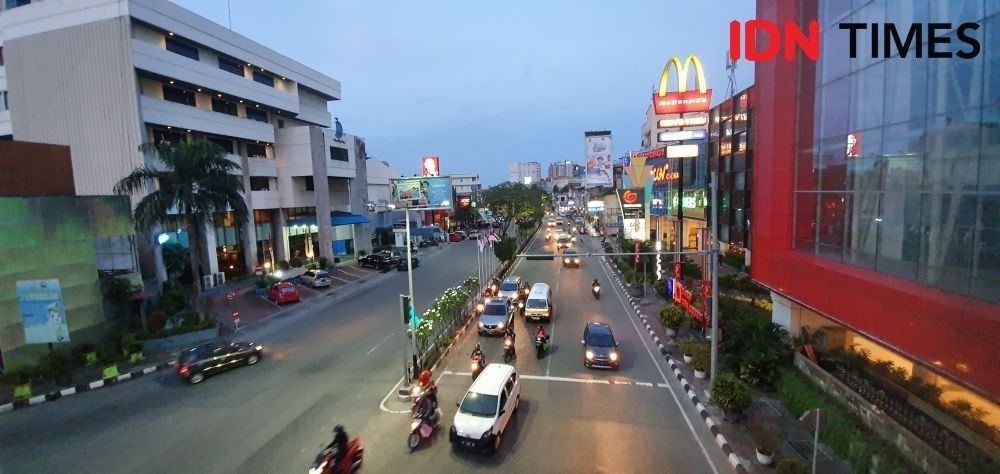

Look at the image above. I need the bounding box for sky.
[173,0,756,186]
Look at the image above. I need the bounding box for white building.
[507,162,541,185]
[0,0,372,284]
[450,173,481,205]
[365,157,403,230]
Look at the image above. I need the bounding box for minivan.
[450,363,520,453]
[523,283,553,322]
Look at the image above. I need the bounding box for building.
[640,103,672,150]
[755,0,999,425]
[507,162,541,185]
[0,0,371,284]
[547,160,580,181]
[365,157,403,246]
[708,85,755,254]
[0,141,139,369]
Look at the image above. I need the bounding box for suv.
[301,270,332,288]
[450,364,520,453]
[496,277,527,301]
[174,341,263,384]
[478,300,513,335]
[581,322,620,369]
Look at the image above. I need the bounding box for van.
[450,364,520,453]
[523,283,553,322]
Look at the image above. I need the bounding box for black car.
[174,341,263,384]
[397,256,420,271]
[358,253,392,269]
[581,322,620,369]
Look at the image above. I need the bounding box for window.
[152,128,185,145]
[206,137,234,154]
[162,84,196,106]
[212,98,237,116]
[250,177,271,191]
[252,71,274,87]
[0,46,4,66]
[277,119,285,129]
[304,176,314,191]
[0,91,7,112]
[94,235,138,279]
[246,108,268,123]
[165,37,199,61]
[246,142,267,158]
[217,56,244,77]
[330,146,349,162]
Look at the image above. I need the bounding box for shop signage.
[721,141,732,155]
[846,131,861,158]
[672,195,701,209]
[653,55,713,114]
[632,148,665,160]
[459,196,471,208]
[620,188,645,218]
[587,200,605,212]
[672,263,707,326]
[658,130,707,142]
[667,144,699,158]
[651,164,679,184]
[391,176,453,210]
[658,115,708,128]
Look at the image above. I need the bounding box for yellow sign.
[657,54,708,97]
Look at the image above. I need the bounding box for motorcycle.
[471,353,485,380]
[592,283,601,300]
[535,335,549,359]
[309,438,363,474]
[407,388,441,451]
[516,299,525,316]
[503,336,516,362]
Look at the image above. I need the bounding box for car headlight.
[476,303,485,312]
[480,429,492,439]
[610,352,618,361]
[574,258,579,263]
[496,322,505,330]
[586,350,594,360]
[478,321,485,327]
[254,345,263,351]
[564,258,570,264]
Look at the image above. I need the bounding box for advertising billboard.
[658,130,707,142]
[17,279,70,344]
[619,188,646,218]
[390,176,453,210]
[421,156,441,177]
[584,131,613,188]
[653,55,713,114]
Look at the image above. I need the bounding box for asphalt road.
[0,226,731,473]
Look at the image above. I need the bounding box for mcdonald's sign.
[653,55,713,114]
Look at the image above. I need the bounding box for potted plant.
[747,416,780,466]
[679,338,699,364]
[692,344,711,379]
[660,304,685,337]
[711,372,752,422]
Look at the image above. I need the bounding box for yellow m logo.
[657,55,708,96]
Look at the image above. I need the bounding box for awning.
[284,213,370,227]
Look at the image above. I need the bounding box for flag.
[488,229,501,243]
[477,236,485,253]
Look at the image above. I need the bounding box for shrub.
[147,311,168,333]
[289,256,303,268]
[775,459,808,474]
[712,372,752,416]
[318,256,330,268]
[718,296,790,387]
[254,278,269,289]
[37,351,74,379]
[690,343,712,371]
[158,287,189,315]
[277,260,290,270]
[72,343,98,358]
[678,337,702,357]
[659,304,686,330]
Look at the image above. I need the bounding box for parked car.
[359,251,401,269]
[449,232,463,242]
[455,231,468,240]
[467,229,481,239]
[581,322,620,369]
[174,341,263,384]
[562,249,581,268]
[301,270,332,288]
[397,256,420,271]
[268,281,300,304]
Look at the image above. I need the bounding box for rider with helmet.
[326,424,349,468]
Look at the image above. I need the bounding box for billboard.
[421,156,440,177]
[653,55,713,114]
[17,279,70,344]
[584,131,613,188]
[619,188,645,218]
[391,176,453,210]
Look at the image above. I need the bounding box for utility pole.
[710,172,720,381]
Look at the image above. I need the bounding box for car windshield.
[483,304,507,316]
[500,282,518,291]
[526,299,547,309]
[564,250,577,255]
[459,392,499,417]
[587,329,615,347]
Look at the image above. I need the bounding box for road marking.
[635,382,654,387]
[657,383,669,388]
[378,376,411,414]
[614,380,631,385]
[443,371,611,385]
[330,275,353,284]
[600,258,720,474]
[366,332,394,356]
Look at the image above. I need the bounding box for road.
[0,225,731,473]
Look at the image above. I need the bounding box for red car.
[449,232,463,242]
[267,282,300,304]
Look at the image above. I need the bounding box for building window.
[246,142,267,158]
[165,37,199,61]
[330,146,349,162]
[162,84,196,106]
[206,137,234,154]
[250,177,271,191]
[303,176,314,191]
[217,56,245,77]
[0,46,4,66]
[252,71,274,87]
[151,128,185,145]
[94,235,139,279]
[212,97,237,116]
[277,119,285,129]
[246,108,268,123]
[0,91,7,112]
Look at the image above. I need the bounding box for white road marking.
[657,383,669,388]
[378,376,411,414]
[600,258,720,474]
[365,332,394,356]
[614,380,631,385]
[330,275,353,284]
[635,382,654,387]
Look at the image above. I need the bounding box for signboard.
[459,196,471,208]
[632,148,665,160]
[846,132,861,157]
[587,200,605,212]
[672,263,707,326]
[623,218,647,241]
[17,279,70,344]
[658,115,708,128]
[390,176,453,210]
[619,188,645,218]
[651,164,679,184]
[667,144,699,158]
[658,130,707,142]
[584,132,613,188]
[421,156,440,177]
[653,55,713,114]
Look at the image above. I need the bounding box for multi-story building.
[755,0,999,425]
[507,162,541,185]
[364,157,402,235]
[450,173,481,208]
[547,160,579,181]
[0,0,371,284]
[708,85,755,253]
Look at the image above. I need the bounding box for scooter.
[592,283,601,300]
[407,392,441,451]
[535,335,549,359]
[471,353,485,380]
[309,438,363,474]
[503,336,516,363]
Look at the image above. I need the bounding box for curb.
[605,257,747,473]
[0,361,175,415]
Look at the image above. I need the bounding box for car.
[496,276,528,301]
[467,229,481,239]
[301,270,332,288]
[455,231,468,240]
[556,219,564,226]
[562,249,581,267]
[174,341,263,384]
[359,253,392,269]
[449,232,463,242]
[581,322,620,369]
[478,299,514,335]
[556,233,573,249]
[547,220,556,227]
[450,364,520,453]
[267,281,300,304]
[397,256,420,271]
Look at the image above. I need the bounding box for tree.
[481,182,547,236]
[115,141,248,295]
[161,242,189,286]
[451,205,477,229]
[492,239,518,263]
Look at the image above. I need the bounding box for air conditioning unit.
[201,272,227,290]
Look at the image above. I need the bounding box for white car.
[467,229,481,239]
[301,270,332,288]
[450,364,520,453]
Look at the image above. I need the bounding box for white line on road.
[378,376,411,414]
[443,371,611,385]
[365,332,394,356]
[613,380,631,385]
[635,382,654,387]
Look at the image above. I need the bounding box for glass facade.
[793,1,999,302]
[709,86,754,248]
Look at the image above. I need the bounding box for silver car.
[301,270,332,288]
[496,277,525,302]
[478,300,513,336]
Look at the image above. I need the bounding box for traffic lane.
[0,243,479,474]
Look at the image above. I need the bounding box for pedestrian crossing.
[440,370,664,388]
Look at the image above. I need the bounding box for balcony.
[250,190,280,210]
[132,40,299,114]
[140,96,274,143]
[248,157,278,177]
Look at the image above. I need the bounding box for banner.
[390,176,453,210]
[421,156,440,177]
[17,279,70,344]
[584,132,613,188]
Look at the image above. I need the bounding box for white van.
[523,283,553,322]
[450,363,521,453]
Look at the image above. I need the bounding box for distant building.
[507,162,541,185]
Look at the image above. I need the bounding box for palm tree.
[115,141,248,294]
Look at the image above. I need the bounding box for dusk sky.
[174,0,756,185]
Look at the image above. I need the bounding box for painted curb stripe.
[88,380,104,390]
[28,395,46,405]
[60,387,76,397]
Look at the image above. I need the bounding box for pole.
[710,172,720,382]
[405,208,419,377]
[812,409,821,474]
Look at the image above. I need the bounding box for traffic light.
[400,294,419,326]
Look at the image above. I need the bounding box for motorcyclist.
[325,424,349,468]
[470,343,484,361]
[503,326,516,357]
[416,369,438,410]
[535,325,549,342]
[592,278,600,288]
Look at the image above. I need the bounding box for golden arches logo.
[657,54,708,96]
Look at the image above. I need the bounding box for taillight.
[179,366,190,376]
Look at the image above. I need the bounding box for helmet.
[474,343,481,350]
[333,424,344,434]
[537,325,543,331]
[419,370,431,385]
